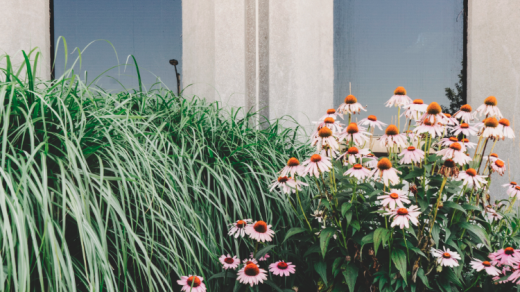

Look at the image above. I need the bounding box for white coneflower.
[370,158,401,186]
[337,95,366,114]
[280,157,305,177]
[379,125,408,148]
[450,122,478,137]
[482,153,499,164]
[219,255,240,270]
[444,113,459,126]
[338,122,371,146]
[377,189,410,209]
[504,182,519,196]
[460,138,477,150]
[508,185,520,198]
[246,221,275,242]
[481,117,502,138]
[228,219,252,238]
[402,99,428,120]
[436,143,472,166]
[476,96,503,119]
[470,259,501,276]
[485,208,503,222]
[414,119,444,138]
[337,146,370,165]
[313,117,343,133]
[311,210,325,223]
[384,205,421,229]
[457,168,487,189]
[386,86,412,108]
[398,146,425,164]
[453,104,476,123]
[358,115,387,130]
[311,126,339,151]
[320,108,343,120]
[491,159,506,176]
[440,136,460,148]
[363,153,378,168]
[302,154,332,177]
[270,176,308,194]
[498,118,515,139]
[419,102,449,125]
[343,163,371,180]
[237,263,268,287]
[431,247,461,267]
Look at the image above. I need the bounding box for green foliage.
[0,50,311,291]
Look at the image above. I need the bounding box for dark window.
[334,0,465,126]
[53,0,182,91]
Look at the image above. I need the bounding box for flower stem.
[428,176,448,239]
[402,229,410,264]
[296,188,312,232]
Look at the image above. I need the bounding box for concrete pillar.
[182,0,334,129]
[0,0,51,79]
[467,0,520,200]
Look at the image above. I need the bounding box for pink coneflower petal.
[219,255,240,270]
[384,205,421,229]
[245,221,275,242]
[228,219,252,238]
[470,258,501,276]
[237,263,268,287]
[269,261,296,277]
[377,189,410,210]
[177,275,207,292]
[250,252,270,261]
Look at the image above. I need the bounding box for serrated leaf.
[314,261,328,286]
[255,245,276,261]
[373,228,387,255]
[460,222,491,249]
[342,202,352,217]
[443,201,466,214]
[391,249,408,285]
[283,227,307,243]
[320,227,336,258]
[343,262,359,292]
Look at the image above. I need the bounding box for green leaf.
[264,280,283,292]
[417,268,432,289]
[391,249,408,285]
[332,257,344,278]
[208,270,237,281]
[255,245,276,261]
[345,210,353,224]
[304,244,321,257]
[443,201,466,214]
[342,262,359,292]
[460,222,491,249]
[373,228,387,255]
[283,227,307,243]
[403,168,424,179]
[462,203,481,211]
[361,232,374,245]
[314,261,328,286]
[432,224,440,247]
[351,220,361,231]
[441,266,463,288]
[320,227,336,258]
[342,202,352,217]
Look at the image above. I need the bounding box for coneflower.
[454,104,476,123]
[337,95,366,114]
[402,99,428,120]
[386,86,412,107]
[420,102,449,125]
[237,263,268,286]
[379,125,407,148]
[311,126,339,151]
[476,96,503,118]
[280,157,305,177]
[481,117,502,138]
[398,146,425,164]
[338,122,371,146]
[177,275,206,292]
[320,108,344,120]
[245,221,275,242]
[337,146,370,165]
[358,115,387,130]
[436,143,472,166]
[414,119,444,138]
[431,247,461,267]
[450,122,478,137]
[498,118,515,139]
[302,154,332,177]
[370,158,401,186]
[456,168,487,188]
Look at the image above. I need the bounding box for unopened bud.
[345,256,351,262]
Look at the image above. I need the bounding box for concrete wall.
[467,0,520,200]
[0,0,51,79]
[182,0,334,130]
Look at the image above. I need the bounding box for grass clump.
[0,51,309,291]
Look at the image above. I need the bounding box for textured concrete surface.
[268,0,334,132]
[183,0,334,130]
[0,0,51,79]
[467,0,520,200]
